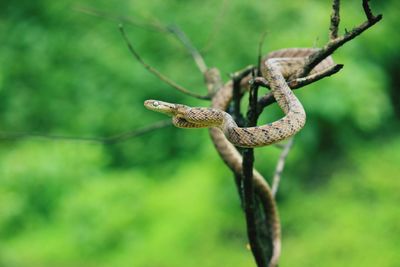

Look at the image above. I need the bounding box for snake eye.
[153,101,159,107]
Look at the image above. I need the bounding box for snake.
[144,48,334,267]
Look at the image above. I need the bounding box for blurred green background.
[0,0,399,266]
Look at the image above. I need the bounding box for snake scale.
[144,48,334,267]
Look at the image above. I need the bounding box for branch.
[77,7,210,79]
[74,5,168,33]
[103,120,172,144]
[271,138,294,197]
[231,65,255,126]
[329,0,340,40]
[0,120,172,144]
[242,76,267,267]
[297,0,382,77]
[257,63,344,115]
[119,24,210,100]
[166,25,208,74]
[362,0,377,22]
[257,32,268,75]
[255,1,381,114]
[0,131,105,143]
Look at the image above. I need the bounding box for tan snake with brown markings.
[144,48,334,267]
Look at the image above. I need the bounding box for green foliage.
[0,0,399,266]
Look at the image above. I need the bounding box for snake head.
[144,99,177,116]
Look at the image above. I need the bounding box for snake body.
[144,48,333,148]
[144,48,334,267]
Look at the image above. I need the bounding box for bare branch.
[104,119,172,144]
[298,1,382,77]
[119,24,210,100]
[287,64,343,88]
[362,0,377,22]
[258,32,268,75]
[251,77,269,88]
[271,138,294,197]
[329,0,340,39]
[167,25,208,74]
[0,120,172,144]
[252,61,342,91]
[231,65,255,81]
[0,131,105,143]
[272,143,287,149]
[77,6,209,76]
[257,63,344,115]
[242,77,267,267]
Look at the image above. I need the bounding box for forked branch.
[297,0,382,77]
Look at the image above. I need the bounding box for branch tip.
[166,25,208,74]
[272,138,294,197]
[362,0,377,22]
[329,0,340,40]
[120,26,210,100]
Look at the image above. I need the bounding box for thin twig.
[273,143,287,149]
[257,64,344,115]
[287,64,343,88]
[231,65,256,80]
[329,0,340,40]
[167,25,208,74]
[271,138,294,197]
[254,63,343,89]
[104,120,172,144]
[119,24,210,100]
[77,6,209,75]
[0,132,105,143]
[258,32,268,75]
[0,120,172,144]
[74,6,168,32]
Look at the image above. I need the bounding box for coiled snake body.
[144,48,334,267]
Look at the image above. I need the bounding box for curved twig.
[119,24,210,100]
[271,138,294,197]
[74,6,168,32]
[166,25,208,74]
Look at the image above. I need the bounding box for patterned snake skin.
[144,48,334,267]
